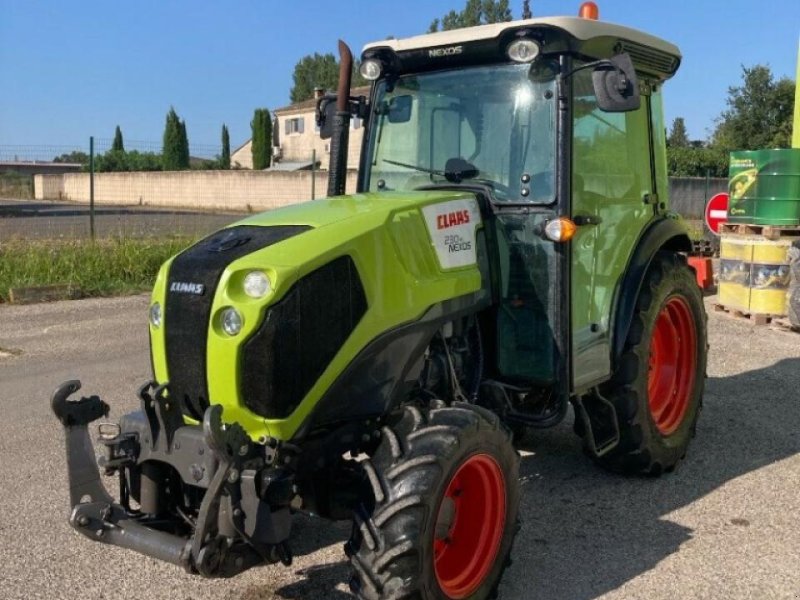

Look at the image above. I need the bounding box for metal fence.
[0,141,329,241]
[2,141,724,243]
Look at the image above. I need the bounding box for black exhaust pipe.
[327,40,353,197]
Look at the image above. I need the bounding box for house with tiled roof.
[231,86,369,170]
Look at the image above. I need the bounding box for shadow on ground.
[245,358,799,599]
[505,357,800,599]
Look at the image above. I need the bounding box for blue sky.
[1,0,798,153]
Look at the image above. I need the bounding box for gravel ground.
[0,294,798,599]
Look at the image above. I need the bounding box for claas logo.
[437,210,471,230]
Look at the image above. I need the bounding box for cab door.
[570,69,657,390]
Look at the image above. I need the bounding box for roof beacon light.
[360,59,382,81]
[579,2,599,19]
[507,39,540,63]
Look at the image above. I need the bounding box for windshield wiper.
[383,157,480,184]
[382,158,443,176]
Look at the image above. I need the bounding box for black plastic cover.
[164,225,310,420]
[241,256,367,419]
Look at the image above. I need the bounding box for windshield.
[365,63,557,203]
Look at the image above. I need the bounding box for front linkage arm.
[50,380,290,576]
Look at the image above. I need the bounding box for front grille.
[241,256,368,419]
[164,225,310,420]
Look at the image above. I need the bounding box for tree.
[667,145,729,178]
[667,117,690,148]
[94,150,163,172]
[179,120,190,168]
[220,124,231,169]
[53,151,89,165]
[289,53,368,103]
[712,64,795,151]
[428,0,512,32]
[522,0,532,19]
[112,125,124,152]
[251,108,273,170]
[162,107,189,170]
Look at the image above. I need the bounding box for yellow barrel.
[720,237,753,261]
[719,234,791,315]
[750,239,791,314]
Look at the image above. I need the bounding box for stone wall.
[32,171,727,219]
[34,169,358,212]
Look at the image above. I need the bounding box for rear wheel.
[347,403,520,599]
[590,251,707,475]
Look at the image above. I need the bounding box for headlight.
[221,307,243,336]
[507,39,540,63]
[149,303,162,328]
[360,59,382,81]
[243,271,272,298]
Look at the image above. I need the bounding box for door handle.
[573,215,602,226]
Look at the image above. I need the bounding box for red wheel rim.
[648,296,697,435]
[433,453,506,599]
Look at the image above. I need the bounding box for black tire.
[347,402,520,600]
[590,251,707,475]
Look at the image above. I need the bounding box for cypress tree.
[221,124,231,169]
[251,108,272,170]
[179,120,190,169]
[112,125,124,152]
[522,0,532,19]
[162,108,181,170]
[162,107,190,170]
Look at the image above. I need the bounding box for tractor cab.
[319,5,683,429]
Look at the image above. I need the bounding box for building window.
[285,117,305,135]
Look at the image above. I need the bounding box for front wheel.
[590,251,708,475]
[347,403,520,599]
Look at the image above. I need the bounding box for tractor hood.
[238,189,473,234]
[223,189,485,268]
[148,190,489,440]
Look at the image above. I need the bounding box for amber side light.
[544,218,578,242]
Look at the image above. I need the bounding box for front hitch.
[50,379,292,576]
[51,380,112,507]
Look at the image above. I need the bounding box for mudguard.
[610,215,692,363]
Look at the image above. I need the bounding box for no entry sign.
[704,192,729,235]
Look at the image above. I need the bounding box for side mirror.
[592,53,640,112]
[387,95,413,123]
[316,97,337,140]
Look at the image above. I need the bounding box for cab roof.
[363,16,681,81]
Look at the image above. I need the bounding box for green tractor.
[52,4,706,598]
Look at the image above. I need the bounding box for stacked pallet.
[716,149,800,329]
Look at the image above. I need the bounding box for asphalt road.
[0,295,798,599]
[0,198,240,239]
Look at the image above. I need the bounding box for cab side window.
[572,67,652,202]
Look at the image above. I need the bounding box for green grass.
[0,237,195,303]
